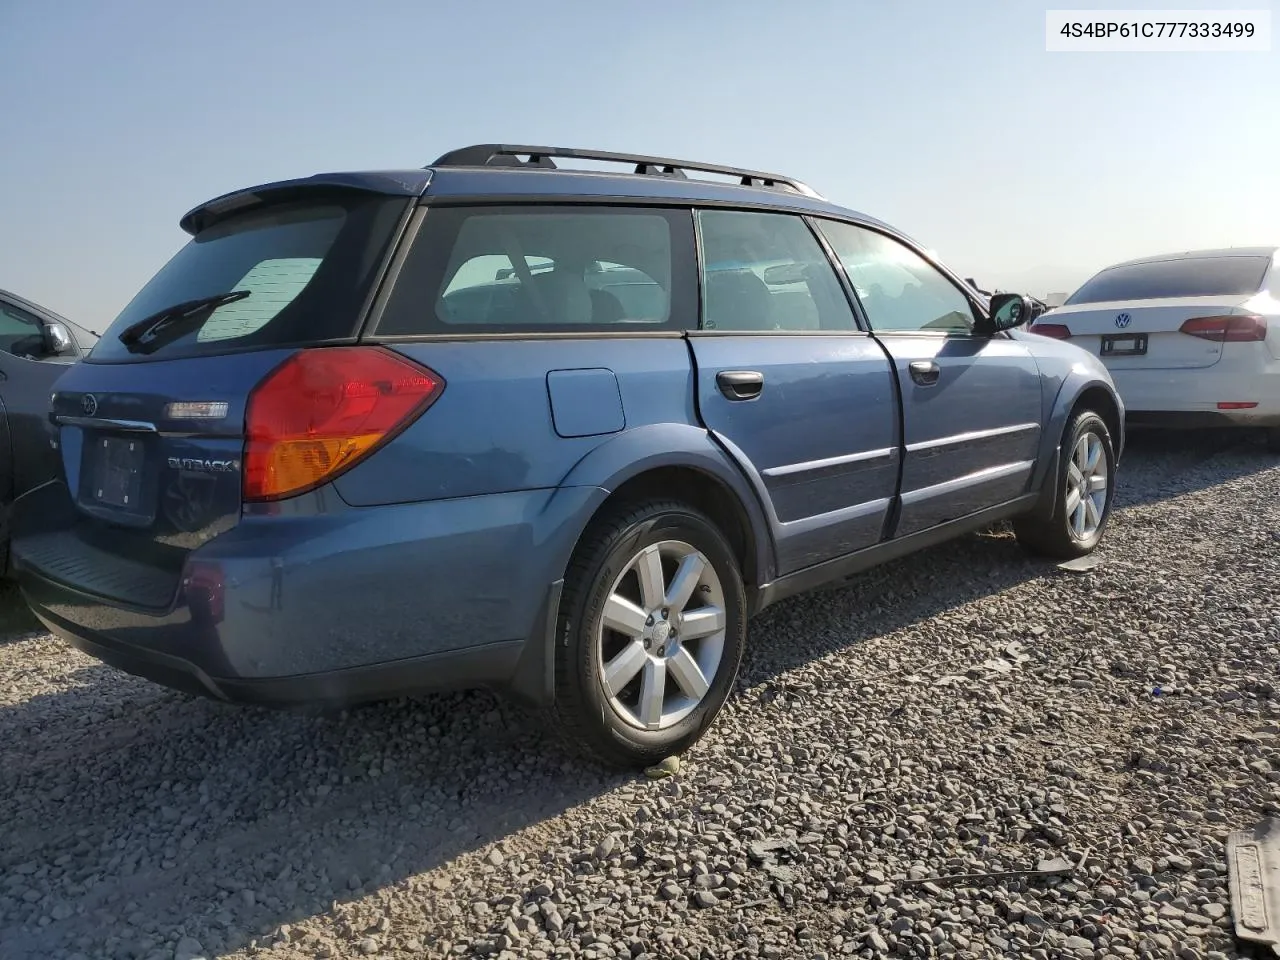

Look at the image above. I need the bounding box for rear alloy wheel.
[1014,411,1116,559]
[550,500,746,768]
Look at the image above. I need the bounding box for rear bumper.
[14,482,603,707]
[1111,364,1280,427]
[26,592,525,705]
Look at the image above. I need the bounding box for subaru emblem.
[81,394,98,416]
[1115,313,1132,329]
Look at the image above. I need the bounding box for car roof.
[423,165,885,223]
[178,144,908,244]
[1106,246,1279,269]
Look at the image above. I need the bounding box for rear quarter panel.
[333,336,777,588]
[332,338,699,504]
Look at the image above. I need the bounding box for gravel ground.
[2,428,1278,960]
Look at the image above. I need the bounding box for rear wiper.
[118,290,250,353]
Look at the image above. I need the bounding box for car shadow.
[0,429,1268,957]
[0,526,1058,958]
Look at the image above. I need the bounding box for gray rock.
[692,890,718,909]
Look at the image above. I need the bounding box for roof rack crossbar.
[429,144,824,199]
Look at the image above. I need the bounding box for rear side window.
[89,195,408,362]
[376,205,695,335]
[1066,256,1271,305]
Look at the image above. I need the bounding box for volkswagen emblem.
[1115,313,1132,329]
[81,394,98,416]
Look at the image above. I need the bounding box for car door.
[0,297,77,505]
[688,209,899,575]
[813,219,1044,537]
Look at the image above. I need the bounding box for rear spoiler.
[179,170,433,235]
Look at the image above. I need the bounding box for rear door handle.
[909,360,940,386]
[716,370,764,401]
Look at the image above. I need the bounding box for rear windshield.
[89,194,407,362]
[1066,255,1270,306]
[375,205,695,336]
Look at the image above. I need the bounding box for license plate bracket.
[1101,333,1148,357]
[91,436,146,510]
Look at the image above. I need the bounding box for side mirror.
[986,293,1033,332]
[43,322,75,356]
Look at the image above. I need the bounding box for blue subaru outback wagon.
[12,145,1123,767]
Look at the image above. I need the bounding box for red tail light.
[244,346,444,502]
[1029,322,1072,339]
[1179,314,1267,342]
[1217,402,1258,410]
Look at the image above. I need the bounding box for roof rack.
[429,144,825,199]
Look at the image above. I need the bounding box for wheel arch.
[554,423,774,592]
[509,424,773,710]
[1071,384,1124,461]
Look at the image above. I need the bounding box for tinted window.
[90,195,407,362]
[1065,256,1271,305]
[378,206,693,335]
[696,211,854,332]
[816,220,975,333]
[0,300,47,358]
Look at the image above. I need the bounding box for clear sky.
[2,0,1277,327]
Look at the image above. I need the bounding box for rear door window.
[695,210,856,332]
[375,205,696,335]
[1066,256,1271,305]
[89,195,408,362]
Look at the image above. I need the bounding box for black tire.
[1014,410,1116,560]
[547,499,746,769]
[1266,427,1280,454]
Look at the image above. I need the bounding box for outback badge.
[168,457,240,474]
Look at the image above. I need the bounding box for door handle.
[716,370,764,401]
[909,360,940,386]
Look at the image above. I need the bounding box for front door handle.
[909,360,940,386]
[716,370,764,401]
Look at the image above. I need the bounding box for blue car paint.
[876,333,1046,536]
[686,333,899,574]
[546,368,626,439]
[332,338,695,505]
[11,160,1124,711]
[1014,328,1127,489]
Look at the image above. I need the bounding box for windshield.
[89,194,407,362]
[1066,255,1270,305]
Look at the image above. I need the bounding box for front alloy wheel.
[1064,429,1109,541]
[1014,410,1116,559]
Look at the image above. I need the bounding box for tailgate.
[18,350,291,608]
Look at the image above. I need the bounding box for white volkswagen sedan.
[1031,247,1280,450]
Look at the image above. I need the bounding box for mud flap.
[506,578,563,708]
